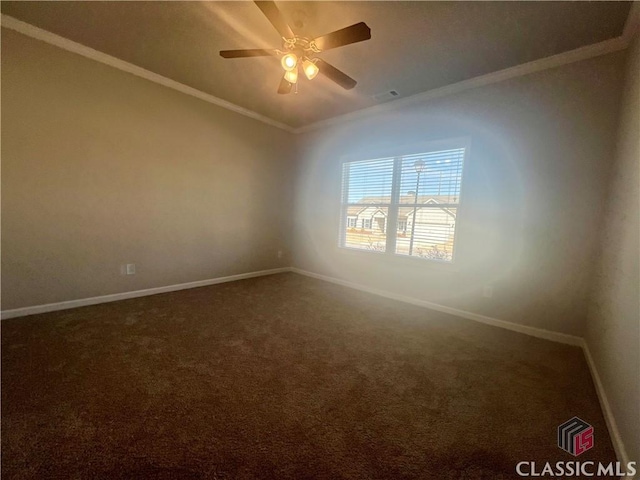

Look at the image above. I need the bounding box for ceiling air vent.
[372,90,400,102]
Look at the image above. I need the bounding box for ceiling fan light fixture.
[281,53,298,71]
[284,69,298,84]
[220,2,371,94]
[302,58,319,80]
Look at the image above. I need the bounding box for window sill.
[336,245,461,273]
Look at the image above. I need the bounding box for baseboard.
[2,265,585,345]
[582,340,633,478]
[291,267,583,347]
[0,267,290,320]
[291,267,635,471]
[3,265,630,474]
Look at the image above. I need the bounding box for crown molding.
[2,11,636,136]
[0,14,296,133]
[294,34,629,134]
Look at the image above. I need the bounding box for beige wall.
[1,13,637,462]
[1,29,295,310]
[586,34,640,464]
[292,51,626,337]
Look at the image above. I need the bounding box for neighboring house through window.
[339,142,466,262]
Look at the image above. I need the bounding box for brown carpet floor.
[2,273,616,479]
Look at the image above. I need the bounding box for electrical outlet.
[126,264,136,275]
[483,285,494,298]
[277,250,284,259]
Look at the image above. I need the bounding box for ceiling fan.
[220,1,371,94]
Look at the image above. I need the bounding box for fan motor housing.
[282,36,321,55]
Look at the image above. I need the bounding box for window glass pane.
[339,145,465,262]
[341,158,394,251]
[343,206,389,252]
[342,157,395,203]
[396,206,458,261]
[399,148,465,204]
[396,148,465,262]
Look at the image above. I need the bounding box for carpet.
[1,273,616,479]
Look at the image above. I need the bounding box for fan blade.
[220,49,275,58]
[316,59,357,90]
[312,22,371,51]
[255,1,295,39]
[277,77,293,94]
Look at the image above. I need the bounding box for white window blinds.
[340,146,466,262]
[340,158,394,252]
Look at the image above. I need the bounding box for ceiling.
[1,1,632,129]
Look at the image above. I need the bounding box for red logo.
[558,417,594,456]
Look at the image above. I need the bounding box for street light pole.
[408,160,425,256]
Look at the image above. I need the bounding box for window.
[347,217,357,228]
[339,145,466,262]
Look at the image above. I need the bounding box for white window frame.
[338,138,469,264]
